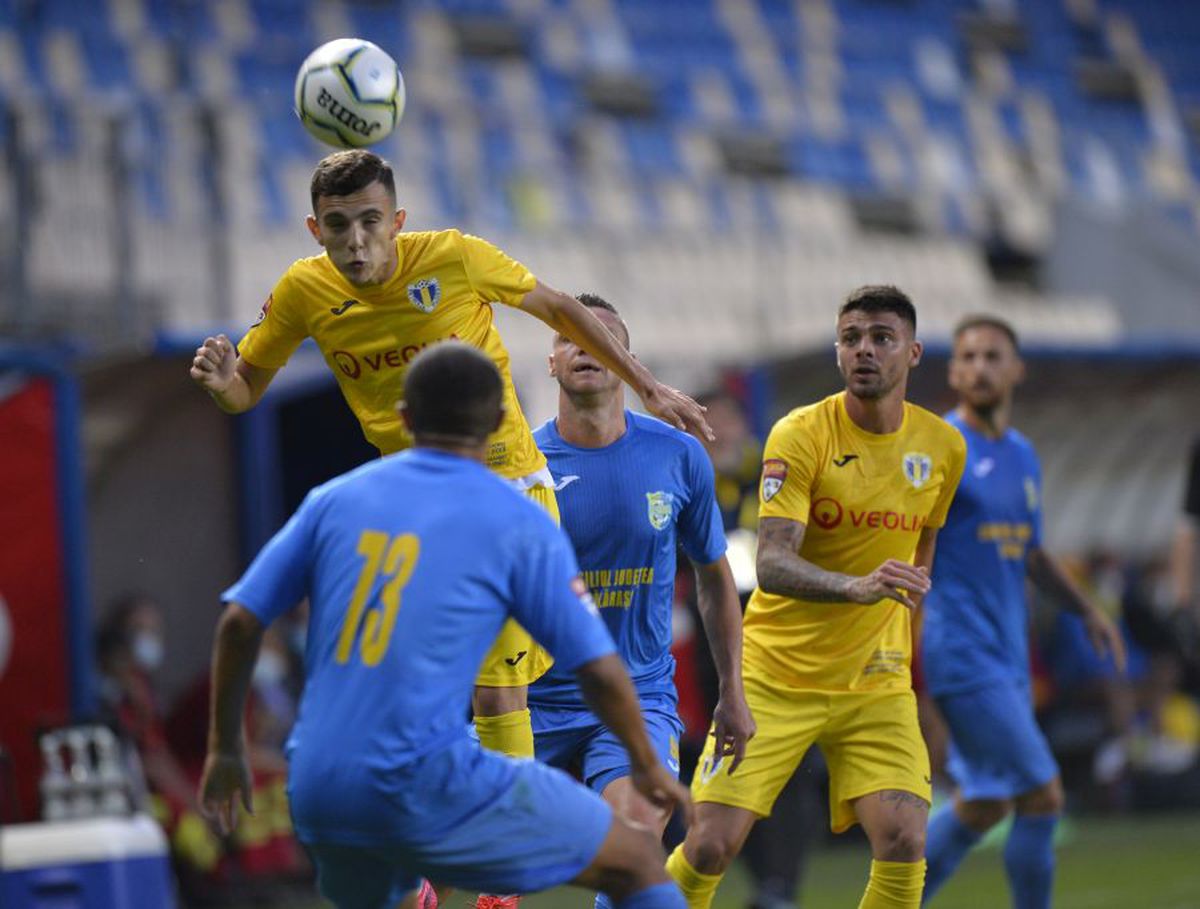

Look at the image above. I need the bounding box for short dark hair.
[576,292,629,347]
[310,149,396,213]
[953,314,1020,352]
[838,285,917,334]
[403,342,503,442]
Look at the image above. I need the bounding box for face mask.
[253,650,288,687]
[132,633,164,671]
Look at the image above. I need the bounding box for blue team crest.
[902,452,933,489]
[407,278,441,313]
[646,491,674,530]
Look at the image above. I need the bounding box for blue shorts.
[300,740,613,908]
[936,679,1059,802]
[531,694,683,794]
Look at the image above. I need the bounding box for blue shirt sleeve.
[506,512,616,672]
[222,493,315,625]
[1028,446,1044,549]
[677,437,728,565]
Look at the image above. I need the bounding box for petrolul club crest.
[646,491,674,530]
[407,278,441,313]
[902,452,933,489]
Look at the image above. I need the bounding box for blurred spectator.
[96,593,222,897]
[695,391,763,532]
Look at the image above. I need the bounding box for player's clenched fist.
[190,334,237,393]
[846,559,931,610]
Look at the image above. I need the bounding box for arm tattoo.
[880,790,930,812]
[756,517,855,602]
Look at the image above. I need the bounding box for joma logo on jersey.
[330,334,459,380]
[808,496,926,533]
[316,87,383,138]
[902,452,933,489]
[407,278,441,313]
[646,491,674,530]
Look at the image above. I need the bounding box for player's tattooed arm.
[1027,546,1127,672]
[756,517,859,602]
[757,517,932,608]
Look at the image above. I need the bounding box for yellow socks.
[858,859,926,909]
[474,709,534,758]
[665,844,723,909]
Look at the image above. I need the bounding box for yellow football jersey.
[238,229,545,479]
[744,392,966,691]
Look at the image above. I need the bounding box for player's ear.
[392,208,407,235]
[305,214,322,246]
[547,353,556,376]
[909,338,923,368]
[397,400,412,432]
[1014,355,1026,385]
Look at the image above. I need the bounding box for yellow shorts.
[691,672,931,833]
[474,481,560,688]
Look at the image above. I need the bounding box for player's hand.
[199,750,254,836]
[630,760,694,827]
[641,382,714,442]
[1084,609,1128,674]
[847,560,931,610]
[190,334,238,394]
[711,689,756,775]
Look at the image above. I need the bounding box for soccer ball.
[294,38,405,149]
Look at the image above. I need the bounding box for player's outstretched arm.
[199,603,265,835]
[518,281,714,440]
[190,334,278,414]
[1027,546,1127,673]
[757,517,931,608]
[577,653,694,824]
[694,558,755,772]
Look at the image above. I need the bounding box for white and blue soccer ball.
[294,38,405,149]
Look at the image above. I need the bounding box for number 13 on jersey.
[336,531,421,667]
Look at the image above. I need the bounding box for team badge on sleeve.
[761,459,788,502]
[1025,476,1039,512]
[571,576,599,616]
[902,452,933,489]
[646,491,674,530]
[251,293,273,327]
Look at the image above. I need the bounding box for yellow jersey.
[238,229,545,479]
[744,392,966,691]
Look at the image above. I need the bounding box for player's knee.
[874,820,926,862]
[958,798,1010,833]
[1016,778,1063,816]
[685,822,740,875]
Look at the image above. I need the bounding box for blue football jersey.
[222,448,615,845]
[923,412,1043,695]
[530,411,727,707]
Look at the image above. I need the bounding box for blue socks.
[1004,814,1057,909]
[614,881,688,909]
[924,804,982,902]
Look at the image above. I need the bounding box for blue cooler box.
[0,814,176,908]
